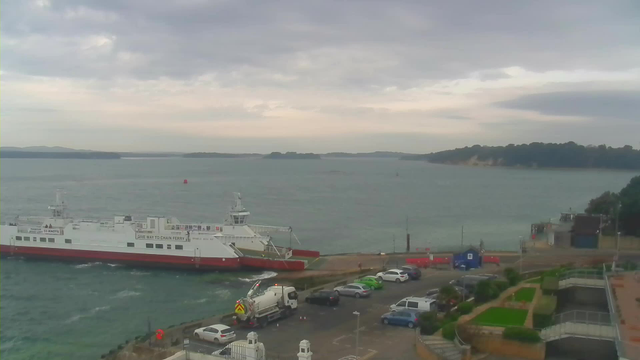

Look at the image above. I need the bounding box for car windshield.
[362,285,371,290]
[400,271,407,275]
[221,328,234,334]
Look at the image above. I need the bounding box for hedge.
[457,301,474,315]
[503,327,542,343]
[493,280,510,292]
[442,322,456,341]
[541,276,559,295]
[533,295,557,328]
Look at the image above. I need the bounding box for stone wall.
[599,235,640,250]
[469,335,545,360]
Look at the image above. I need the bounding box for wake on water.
[65,306,111,323]
[111,290,142,299]
[238,271,277,282]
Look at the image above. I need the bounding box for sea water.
[0,158,636,359]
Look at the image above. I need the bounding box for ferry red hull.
[0,245,241,270]
[0,245,312,271]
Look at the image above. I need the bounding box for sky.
[1,0,640,153]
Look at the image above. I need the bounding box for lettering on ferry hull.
[135,234,187,241]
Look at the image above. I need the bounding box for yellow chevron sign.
[235,303,245,314]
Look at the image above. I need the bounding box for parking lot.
[186,267,487,359]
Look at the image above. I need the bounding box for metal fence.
[558,269,604,281]
[603,264,626,359]
[553,310,611,325]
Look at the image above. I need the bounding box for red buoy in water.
[183,179,188,184]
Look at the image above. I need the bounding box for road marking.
[353,326,366,332]
[332,335,349,345]
[360,349,378,360]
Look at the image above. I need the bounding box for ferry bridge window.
[65,239,72,244]
[127,242,134,247]
[146,243,153,248]
[40,237,47,242]
[48,238,55,243]
[167,244,172,249]
[24,237,30,241]
[155,244,163,249]
[175,245,183,250]
[16,236,22,241]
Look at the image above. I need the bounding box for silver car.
[333,283,372,298]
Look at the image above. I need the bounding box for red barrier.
[432,257,451,265]
[291,249,320,258]
[483,256,500,265]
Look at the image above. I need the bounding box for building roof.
[572,214,602,235]
[454,246,481,255]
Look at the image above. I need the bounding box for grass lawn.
[472,307,528,327]
[525,277,541,284]
[513,287,537,302]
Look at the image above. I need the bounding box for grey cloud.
[2,0,639,87]
[496,90,640,120]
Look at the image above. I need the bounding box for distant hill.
[263,152,321,160]
[0,146,93,152]
[323,151,414,159]
[0,151,120,159]
[183,152,261,158]
[401,142,640,170]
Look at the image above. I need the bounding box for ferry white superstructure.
[0,191,308,270]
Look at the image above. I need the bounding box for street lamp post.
[353,311,360,359]
[519,236,524,274]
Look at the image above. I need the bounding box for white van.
[390,297,435,313]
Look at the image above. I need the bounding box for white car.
[193,324,236,344]
[376,269,409,283]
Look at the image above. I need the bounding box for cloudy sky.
[2,0,639,153]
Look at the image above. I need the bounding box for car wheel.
[214,338,220,344]
[195,333,201,339]
[383,318,389,325]
[355,293,361,299]
[395,278,400,283]
[377,276,383,281]
[335,290,340,296]
[408,322,415,329]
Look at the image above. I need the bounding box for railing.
[541,321,616,341]
[603,264,626,359]
[559,269,604,281]
[554,310,611,325]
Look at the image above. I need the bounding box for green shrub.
[419,312,441,335]
[503,327,542,343]
[503,267,522,286]
[443,311,460,324]
[541,276,559,295]
[438,285,461,303]
[533,295,557,328]
[474,280,499,303]
[442,322,457,341]
[493,280,510,292]
[457,301,474,315]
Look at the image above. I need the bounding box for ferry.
[0,191,318,271]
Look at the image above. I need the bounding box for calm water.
[1,158,637,360]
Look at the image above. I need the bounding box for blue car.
[380,310,420,328]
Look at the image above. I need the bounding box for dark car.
[380,310,421,328]
[401,265,422,280]
[305,290,340,306]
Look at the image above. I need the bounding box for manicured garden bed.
[525,277,541,284]
[513,287,536,302]
[472,307,528,327]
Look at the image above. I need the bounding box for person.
[358,262,362,271]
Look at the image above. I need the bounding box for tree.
[474,280,499,303]
[503,267,522,286]
[618,176,640,236]
[585,191,619,216]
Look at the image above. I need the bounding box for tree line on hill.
[585,175,640,236]
[401,142,640,170]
